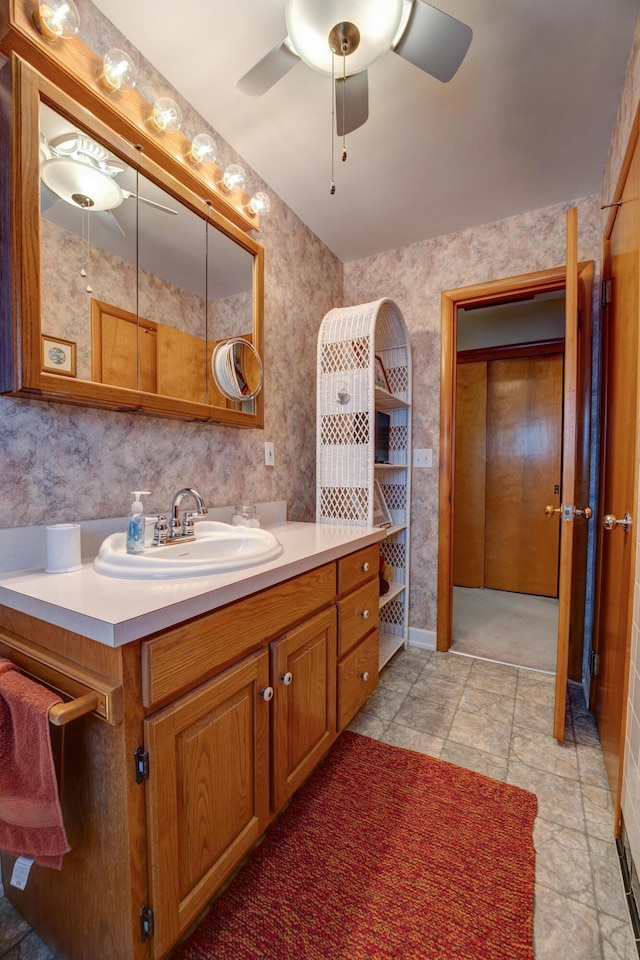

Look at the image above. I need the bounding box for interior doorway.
[450,293,565,671]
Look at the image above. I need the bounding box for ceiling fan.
[237,0,472,136]
[39,131,177,236]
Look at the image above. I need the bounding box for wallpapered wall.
[344,195,603,636]
[0,2,343,529]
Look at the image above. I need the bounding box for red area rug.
[173,731,537,960]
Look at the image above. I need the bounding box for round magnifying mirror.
[211,337,263,401]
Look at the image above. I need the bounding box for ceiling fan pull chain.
[85,209,92,293]
[330,51,336,194]
[341,41,347,162]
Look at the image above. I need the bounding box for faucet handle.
[152,516,169,545]
[182,511,195,536]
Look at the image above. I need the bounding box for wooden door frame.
[437,263,593,651]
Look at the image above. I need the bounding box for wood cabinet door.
[453,360,487,587]
[144,650,270,959]
[271,607,337,811]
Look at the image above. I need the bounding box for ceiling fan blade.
[236,38,300,96]
[95,209,126,237]
[335,70,369,136]
[393,0,472,83]
[121,190,178,215]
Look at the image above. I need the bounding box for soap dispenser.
[126,491,151,555]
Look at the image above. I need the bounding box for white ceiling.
[90,0,639,263]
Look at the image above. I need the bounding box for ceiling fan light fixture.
[97,49,137,94]
[222,164,247,193]
[285,0,404,75]
[32,0,80,42]
[188,133,218,166]
[147,97,183,134]
[40,157,124,211]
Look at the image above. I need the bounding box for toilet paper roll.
[45,523,82,573]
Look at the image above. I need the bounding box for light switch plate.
[413,448,432,468]
[264,441,275,466]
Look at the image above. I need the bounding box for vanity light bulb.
[249,191,271,217]
[147,97,183,134]
[222,164,247,193]
[189,134,218,165]
[97,49,137,94]
[32,0,80,42]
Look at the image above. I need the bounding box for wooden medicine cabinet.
[0,55,264,426]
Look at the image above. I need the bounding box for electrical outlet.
[413,448,432,468]
[264,441,275,466]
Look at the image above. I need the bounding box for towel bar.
[48,691,101,726]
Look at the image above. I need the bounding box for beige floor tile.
[456,683,516,723]
[440,740,509,781]
[447,706,513,758]
[420,650,473,684]
[465,658,519,696]
[393,693,457,739]
[513,695,555,735]
[534,883,603,959]
[508,759,585,829]
[511,727,580,780]
[599,910,640,959]
[589,836,631,921]
[533,817,596,907]
[409,673,464,708]
[380,721,445,758]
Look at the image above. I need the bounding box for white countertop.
[0,522,386,647]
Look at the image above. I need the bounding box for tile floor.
[0,648,638,959]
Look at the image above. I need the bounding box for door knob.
[545,505,561,517]
[545,504,593,520]
[574,506,593,520]
[603,512,633,532]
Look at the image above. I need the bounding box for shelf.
[379,581,405,608]
[375,387,410,410]
[374,463,408,470]
[379,633,405,670]
[383,524,406,537]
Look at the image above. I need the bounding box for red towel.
[0,659,71,869]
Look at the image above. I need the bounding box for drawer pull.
[362,562,370,572]
[281,672,293,686]
[361,671,369,682]
[361,609,370,619]
[260,686,274,701]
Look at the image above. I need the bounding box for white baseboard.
[408,626,436,651]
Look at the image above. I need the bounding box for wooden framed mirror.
[0,55,264,426]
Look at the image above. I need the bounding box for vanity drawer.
[337,629,379,731]
[337,578,379,657]
[337,544,379,595]
[142,562,336,708]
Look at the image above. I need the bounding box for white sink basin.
[93,521,283,579]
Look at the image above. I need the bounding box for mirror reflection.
[38,101,258,413]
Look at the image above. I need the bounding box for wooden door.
[592,130,640,813]
[271,607,337,811]
[453,361,487,587]
[144,650,270,959]
[90,300,157,392]
[485,354,563,596]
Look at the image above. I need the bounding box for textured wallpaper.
[344,195,603,635]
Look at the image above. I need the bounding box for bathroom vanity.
[0,521,385,960]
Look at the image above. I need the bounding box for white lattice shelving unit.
[316,298,412,670]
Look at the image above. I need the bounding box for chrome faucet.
[152,488,208,545]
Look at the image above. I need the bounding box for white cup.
[45,523,82,573]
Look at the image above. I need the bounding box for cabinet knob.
[280,672,293,686]
[362,562,370,572]
[260,686,274,701]
[361,609,370,619]
[361,671,369,681]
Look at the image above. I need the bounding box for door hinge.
[140,905,154,942]
[135,746,149,783]
[590,650,601,678]
[601,279,613,307]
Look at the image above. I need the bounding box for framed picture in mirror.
[41,335,76,377]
